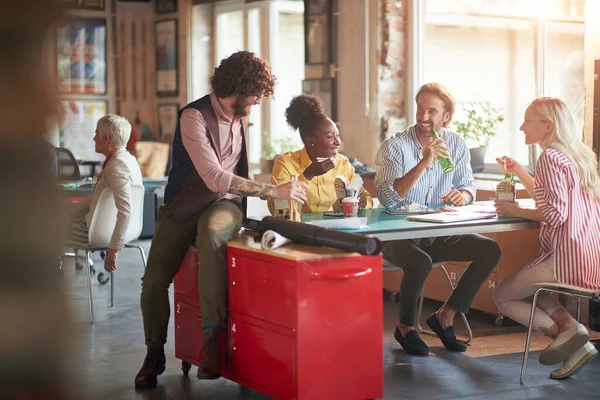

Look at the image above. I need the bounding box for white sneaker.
[539,323,589,365]
[549,342,598,379]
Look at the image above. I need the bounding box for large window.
[191,0,305,171]
[415,0,585,170]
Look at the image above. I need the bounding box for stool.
[520,282,600,383]
[383,260,473,344]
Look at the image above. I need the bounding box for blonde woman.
[493,97,600,379]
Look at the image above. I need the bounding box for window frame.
[408,0,585,175]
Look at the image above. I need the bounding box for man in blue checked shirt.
[374,83,501,356]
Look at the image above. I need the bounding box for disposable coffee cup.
[342,196,359,217]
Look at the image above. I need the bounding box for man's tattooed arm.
[229,176,274,199]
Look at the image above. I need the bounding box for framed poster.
[304,0,332,65]
[302,78,336,120]
[61,0,105,9]
[156,0,177,14]
[155,19,178,97]
[56,19,107,94]
[59,100,107,162]
[158,104,179,142]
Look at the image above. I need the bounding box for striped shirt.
[525,148,600,290]
[374,125,476,209]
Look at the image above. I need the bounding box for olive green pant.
[141,199,243,348]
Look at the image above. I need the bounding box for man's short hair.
[210,50,277,99]
[97,115,132,148]
[415,83,456,127]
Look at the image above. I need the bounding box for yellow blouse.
[268,148,373,220]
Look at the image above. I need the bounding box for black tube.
[243,216,382,256]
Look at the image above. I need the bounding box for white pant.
[493,255,563,333]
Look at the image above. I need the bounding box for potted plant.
[452,102,504,173]
[260,135,303,173]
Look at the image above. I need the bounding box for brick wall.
[378,0,407,140]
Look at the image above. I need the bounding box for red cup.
[342,198,359,217]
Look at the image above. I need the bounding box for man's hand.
[104,249,118,272]
[421,139,450,168]
[494,200,521,217]
[303,159,335,181]
[440,187,469,206]
[271,181,308,204]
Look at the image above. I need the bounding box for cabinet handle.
[310,267,372,280]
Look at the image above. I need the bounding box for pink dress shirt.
[180,92,243,200]
[525,148,600,290]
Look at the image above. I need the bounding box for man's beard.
[233,96,251,117]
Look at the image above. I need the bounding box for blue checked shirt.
[375,126,476,210]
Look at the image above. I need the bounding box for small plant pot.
[469,146,487,173]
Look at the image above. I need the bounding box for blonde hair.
[415,82,456,127]
[528,97,600,200]
[97,115,132,148]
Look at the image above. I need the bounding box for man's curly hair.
[210,51,277,99]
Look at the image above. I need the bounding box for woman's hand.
[494,200,521,217]
[303,159,335,181]
[358,191,368,209]
[496,156,525,176]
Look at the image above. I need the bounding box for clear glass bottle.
[290,174,302,222]
[431,128,455,173]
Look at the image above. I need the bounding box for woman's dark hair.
[210,51,277,99]
[285,94,328,142]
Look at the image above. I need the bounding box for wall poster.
[59,100,107,162]
[158,104,179,142]
[57,19,107,94]
[155,19,178,97]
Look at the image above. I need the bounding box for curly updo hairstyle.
[210,51,277,99]
[285,94,328,143]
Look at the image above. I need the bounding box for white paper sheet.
[261,230,293,250]
[308,217,368,230]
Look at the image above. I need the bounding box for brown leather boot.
[197,331,222,379]
[134,346,166,389]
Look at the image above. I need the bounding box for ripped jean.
[141,199,243,348]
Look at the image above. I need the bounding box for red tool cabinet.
[174,234,383,400]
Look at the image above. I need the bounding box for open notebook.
[406,212,496,224]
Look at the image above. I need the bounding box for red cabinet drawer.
[229,254,296,329]
[229,317,295,399]
[174,300,203,363]
[174,247,199,301]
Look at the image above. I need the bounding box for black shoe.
[426,313,467,352]
[394,327,430,355]
[135,346,166,389]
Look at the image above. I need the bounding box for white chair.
[519,282,600,383]
[62,184,146,324]
[383,259,473,343]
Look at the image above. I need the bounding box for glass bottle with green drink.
[431,128,455,173]
[496,161,516,202]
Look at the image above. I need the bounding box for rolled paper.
[243,216,382,256]
[261,229,293,250]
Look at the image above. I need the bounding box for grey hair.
[97,114,132,147]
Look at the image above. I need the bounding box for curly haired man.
[135,51,308,389]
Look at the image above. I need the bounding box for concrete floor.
[62,240,600,400]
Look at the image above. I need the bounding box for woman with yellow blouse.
[268,94,372,220]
